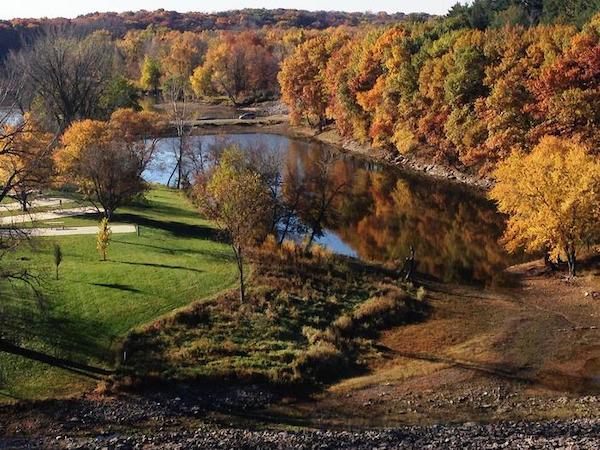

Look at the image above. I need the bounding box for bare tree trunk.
[304,228,317,253]
[18,190,30,212]
[234,245,245,303]
[567,251,576,278]
[177,135,184,190]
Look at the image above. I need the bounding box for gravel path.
[0,197,70,212]
[21,225,137,237]
[0,206,97,225]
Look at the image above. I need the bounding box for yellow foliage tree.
[490,136,600,277]
[0,114,54,211]
[55,109,163,219]
[97,217,111,261]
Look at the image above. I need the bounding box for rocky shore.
[173,100,493,191]
[286,125,494,191]
[5,419,599,449]
[1,387,598,449]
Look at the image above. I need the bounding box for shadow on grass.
[113,260,205,274]
[0,339,112,379]
[91,283,143,293]
[0,284,116,366]
[111,239,236,263]
[114,213,224,241]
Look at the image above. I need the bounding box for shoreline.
[179,117,494,193]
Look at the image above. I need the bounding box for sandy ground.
[0,197,69,212]
[269,259,600,426]
[18,225,137,237]
[0,206,97,225]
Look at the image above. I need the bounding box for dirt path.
[270,260,600,426]
[0,197,70,212]
[0,206,97,225]
[20,225,137,237]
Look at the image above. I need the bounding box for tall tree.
[194,147,273,303]
[139,56,162,98]
[490,136,600,277]
[163,75,196,190]
[0,114,54,211]
[191,31,278,105]
[55,109,163,219]
[278,31,349,131]
[10,28,115,132]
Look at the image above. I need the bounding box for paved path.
[0,206,97,225]
[0,197,71,212]
[20,225,137,237]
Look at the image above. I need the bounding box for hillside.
[0,8,432,61]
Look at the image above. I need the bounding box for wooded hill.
[0,9,431,61]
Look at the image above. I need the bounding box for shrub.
[331,314,354,335]
[353,295,396,322]
[261,234,278,253]
[416,286,427,302]
[311,244,333,262]
[173,304,210,327]
[351,293,411,334]
[281,239,301,259]
[292,341,349,382]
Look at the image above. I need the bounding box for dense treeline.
[448,0,600,29]
[279,11,600,173]
[0,9,430,62]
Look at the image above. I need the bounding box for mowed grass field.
[0,187,237,400]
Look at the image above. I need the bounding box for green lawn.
[0,187,237,400]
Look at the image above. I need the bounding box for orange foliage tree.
[278,30,349,131]
[54,109,163,218]
[190,31,278,105]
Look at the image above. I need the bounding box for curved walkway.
[0,206,97,225]
[24,225,137,237]
[0,197,70,212]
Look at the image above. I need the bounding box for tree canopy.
[490,136,600,277]
[54,109,163,218]
[194,147,273,302]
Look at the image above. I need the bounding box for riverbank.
[285,125,494,191]
[177,103,493,191]
[1,390,597,449]
[1,182,598,447]
[267,257,600,427]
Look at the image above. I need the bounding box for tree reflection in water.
[282,139,521,286]
[150,134,522,286]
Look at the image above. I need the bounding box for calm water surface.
[147,133,521,285]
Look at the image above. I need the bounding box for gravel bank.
[3,419,599,449]
[1,388,598,449]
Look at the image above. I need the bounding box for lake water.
[0,107,22,126]
[147,133,520,285]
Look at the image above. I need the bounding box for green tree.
[99,75,141,116]
[139,56,162,98]
[53,244,63,280]
[195,147,273,303]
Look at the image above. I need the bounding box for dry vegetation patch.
[118,242,428,388]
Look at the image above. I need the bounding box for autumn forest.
[1,1,600,448]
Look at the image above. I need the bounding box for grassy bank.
[0,187,237,400]
[119,240,428,388]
